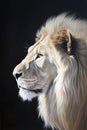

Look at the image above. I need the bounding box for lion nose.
[13,68,23,79]
[15,72,22,79]
[13,63,25,79]
[13,71,23,79]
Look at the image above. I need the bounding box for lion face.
[13,23,72,102]
[13,35,57,101]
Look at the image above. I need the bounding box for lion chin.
[19,88,37,101]
[13,13,87,130]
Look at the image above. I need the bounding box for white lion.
[13,14,87,130]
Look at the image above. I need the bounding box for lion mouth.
[17,78,37,87]
[17,78,42,94]
[18,85,42,94]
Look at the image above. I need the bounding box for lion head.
[13,14,87,130]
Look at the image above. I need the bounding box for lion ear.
[52,29,72,54]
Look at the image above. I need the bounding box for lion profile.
[13,14,87,130]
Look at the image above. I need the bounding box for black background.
[2,0,87,130]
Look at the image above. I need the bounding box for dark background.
[2,0,87,130]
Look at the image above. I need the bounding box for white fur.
[19,88,37,101]
[13,14,87,130]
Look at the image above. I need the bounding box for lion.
[13,14,87,130]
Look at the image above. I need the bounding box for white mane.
[37,13,87,40]
[37,14,87,130]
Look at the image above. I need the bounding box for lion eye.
[34,53,43,60]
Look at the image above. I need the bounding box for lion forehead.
[28,38,50,58]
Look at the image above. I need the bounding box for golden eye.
[34,53,43,60]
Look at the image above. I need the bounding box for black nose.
[15,72,22,79]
